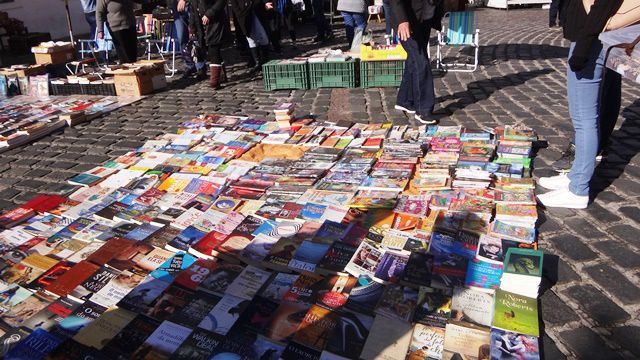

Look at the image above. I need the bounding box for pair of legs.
[174,9,205,73]
[340,11,366,47]
[538,40,621,208]
[246,14,271,72]
[396,21,436,122]
[109,25,138,63]
[382,0,392,36]
[313,0,331,41]
[85,11,97,46]
[548,0,564,27]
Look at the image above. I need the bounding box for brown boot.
[220,62,228,83]
[209,64,222,89]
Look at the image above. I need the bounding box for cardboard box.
[34,47,75,65]
[112,68,154,96]
[0,64,47,77]
[137,59,167,90]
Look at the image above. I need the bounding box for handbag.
[583,0,640,31]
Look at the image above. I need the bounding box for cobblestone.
[0,8,638,359]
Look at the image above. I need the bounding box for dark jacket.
[389,0,443,30]
[190,0,231,46]
[230,0,268,36]
[562,0,623,59]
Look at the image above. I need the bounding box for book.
[375,284,419,322]
[500,248,543,298]
[170,291,221,328]
[476,234,504,264]
[414,286,452,328]
[4,328,64,360]
[311,274,357,311]
[0,284,35,315]
[360,316,413,360]
[492,289,539,337]
[118,275,171,313]
[72,307,136,350]
[90,269,145,308]
[150,252,197,283]
[251,335,286,360]
[407,323,445,360]
[145,284,195,322]
[288,241,331,273]
[430,254,469,290]
[317,242,357,275]
[442,322,491,360]
[344,241,384,279]
[198,262,245,295]
[292,304,339,351]
[260,272,300,303]
[172,328,222,360]
[21,296,80,331]
[345,276,385,315]
[225,265,271,300]
[52,301,107,338]
[489,328,540,360]
[401,252,434,287]
[197,293,250,335]
[465,258,503,292]
[450,286,494,327]
[1,292,55,328]
[68,265,121,303]
[131,320,192,359]
[265,300,311,342]
[102,315,160,359]
[234,295,279,334]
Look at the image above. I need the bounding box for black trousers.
[397,22,435,116]
[549,0,564,26]
[110,25,138,63]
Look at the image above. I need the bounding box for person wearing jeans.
[169,0,206,78]
[382,0,392,36]
[537,0,622,209]
[81,0,97,46]
[230,0,271,73]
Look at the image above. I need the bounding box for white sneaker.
[394,105,416,114]
[537,189,588,209]
[538,173,570,190]
[414,114,438,125]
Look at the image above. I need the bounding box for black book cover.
[401,252,434,287]
[102,315,160,359]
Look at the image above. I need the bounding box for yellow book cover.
[73,307,137,349]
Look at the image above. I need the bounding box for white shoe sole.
[394,105,416,114]
[414,115,438,125]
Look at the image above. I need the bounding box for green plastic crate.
[360,60,405,88]
[309,59,357,88]
[262,60,309,91]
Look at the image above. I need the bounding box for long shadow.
[590,99,640,199]
[452,44,569,66]
[435,68,554,116]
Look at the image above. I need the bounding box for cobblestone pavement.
[0,7,639,359]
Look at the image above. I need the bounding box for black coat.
[389,0,443,30]
[190,0,232,46]
[229,0,268,36]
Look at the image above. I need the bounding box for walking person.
[549,0,564,27]
[191,0,232,88]
[312,0,333,42]
[382,0,393,36]
[275,0,300,49]
[80,0,98,46]
[96,0,139,63]
[337,0,367,48]
[230,0,272,73]
[537,0,623,209]
[389,0,443,124]
[168,0,206,78]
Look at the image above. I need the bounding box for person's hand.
[202,15,209,25]
[397,22,410,41]
[97,31,104,40]
[265,2,274,9]
[177,0,186,12]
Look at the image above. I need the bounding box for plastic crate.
[309,59,357,88]
[262,60,309,91]
[360,60,405,88]
[360,44,407,61]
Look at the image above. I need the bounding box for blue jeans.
[174,9,203,70]
[313,0,330,38]
[341,11,366,46]
[566,41,619,196]
[382,0,392,35]
[397,22,435,117]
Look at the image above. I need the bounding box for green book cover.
[503,248,543,277]
[492,289,539,337]
[494,157,532,168]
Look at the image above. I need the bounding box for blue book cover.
[67,173,101,186]
[150,252,197,283]
[465,258,503,291]
[166,226,207,251]
[251,219,277,237]
[55,217,94,239]
[299,203,327,221]
[4,329,64,360]
[429,232,476,259]
[288,241,331,272]
[124,223,163,242]
[312,220,350,243]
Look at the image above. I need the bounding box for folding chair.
[436,11,480,72]
[144,17,177,77]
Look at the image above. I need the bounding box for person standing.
[168,0,206,78]
[537,0,623,209]
[337,0,367,48]
[80,0,98,46]
[96,0,138,63]
[312,0,333,42]
[549,0,565,27]
[389,0,443,124]
[230,0,272,73]
[191,0,231,88]
[382,0,393,36]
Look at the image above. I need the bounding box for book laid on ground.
[4,328,64,360]
[72,307,137,350]
[131,320,192,359]
[407,323,445,360]
[450,286,494,327]
[413,286,452,328]
[360,315,413,360]
[489,328,540,360]
[465,258,503,293]
[500,248,543,298]
[102,315,161,359]
[492,289,539,337]
[442,321,491,360]
[197,293,250,335]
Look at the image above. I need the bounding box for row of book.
[0,113,544,360]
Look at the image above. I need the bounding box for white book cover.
[172,208,204,230]
[141,320,192,357]
[90,270,145,308]
[450,286,494,327]
[197,293,248,335]
[225,265,271,300]
[98,169,146,189]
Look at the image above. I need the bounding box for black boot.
[249,47,262,74]
[259,45,270,65]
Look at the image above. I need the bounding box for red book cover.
[44,260,100,296]
[190,231,229,258]
[28,260,74,291]
[173,258,219,290]
[0,207,35,228]
[23,195,67,213]
[86,237,136,266]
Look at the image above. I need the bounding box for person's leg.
[566,41,605,197]
[397,36,417,111]
[123,26,139,63]
[409,24,435,118]
[174,11,196,72]
[341,12,355,46]
[313,0,329,41]
[109,28,128,63]
[382,1,392,36]
[549,0,559,27]
[598,68,622,154]
[353,12,367,35]
[208,44,223,88]
[85,11,97,44]
[284,6,297,45]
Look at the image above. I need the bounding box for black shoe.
[195,68,207,81]
[552,143,575,172]
[181,67,197,79]
[549,23,556,28]
[248,47,262,74]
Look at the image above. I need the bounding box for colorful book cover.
[407,323,445,360]
[430,254,469,290]
[292,304,339,351]
[414,286,452,328]
[374,284,419,322]
[52,301,107,338]
[118,275,171,313]
[317,242,358,274]
[373,250,409,284]
[503,248,543,277]
[72,307,137,350]
[489,328,540,360]
[225,265,272,300]
[150,252,197,283]
[492,289,539,337]
[442,322,490,360]
[4,328,64,360]
[465,258,503,291]
[289,241,332,273]
[312,274,357,311]
[68,265,120,302]
[21,296,80,331]
[265,300,312,342]
[198,263,245,295]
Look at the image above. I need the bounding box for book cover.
[172,328,223,360]
[145,284,195,322]
[374,284,419,322]
[265,300,311,342]
[263,237,303,269]
[401,252,434,287]
[173,258,219,290]
[311,274,357,311]
[280,341,322,360]
[489,328,540,360]
[407,323,445,360]
[431,254,469,290]
[503,248,543,277]
[234,295,279,334]
[118,275,171,313]
[150,252,197,283]
[102,315,160,359]
[90,269,145,308]
[241,234,279,263]
[65,241,106,264]
[344,241,383,279]
[27,260,74,292]
[373,250,409,284]
[198,263,245,295]
[492,289,539,337]
[131,320,192,360]
[345,276,385,315]
[282,273,323,304]
[0,284,35,315]
[414,286,452,328]
[0,327,30,357]
[85,237,136,266]
[4,328,63,360]
[476,234,504,264]
[288,241,331,273]
[442,322,490,360]
[170,291,221,328]
[166,225,207,252]
[260,273,299,303]
[360,316,413,360]
[465,258,503,291]
[68,265,120,302]
[197,293,250,335]
[450,286,494,327]
[72,307,137,350]
[225,265,272,300]
[251,335,286,360]
[323,309,373,358]
[292,304,339,350]
[317,242,357,274]
[135,247,175,272]
[52,301,107,338]
[1,292,55,328]
[21,296,80,331]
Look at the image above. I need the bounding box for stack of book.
[273,103,295,128]
[0,119,546,360]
